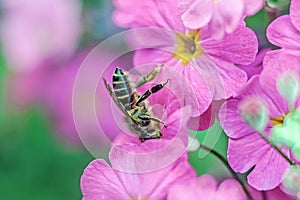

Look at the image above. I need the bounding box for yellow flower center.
[214,0,219,2]
[173,29,204,65]
[129,195,149,200]
[270,113,289,126]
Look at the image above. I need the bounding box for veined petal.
[219,99,257,139]
[174,61,212,116]
[203,26,258,65]
[267,15,300,50]
[196,56,247,100]
[180,0,213,29]
[247,145,290,190]
[218,0,244,33]
[80,159,128,200]
[261,50,299,113]
[290,0,300,32]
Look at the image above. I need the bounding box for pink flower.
[267,0,300,53]
[113,0,258,125]
[178,0,265,40]
[167,174,247,200]
[219,51,300,190]
[0,0,82,71]
[80,140,196,200]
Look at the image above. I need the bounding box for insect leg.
[135,78,169,105]
[138,114,167,127]
[135,64,163,88]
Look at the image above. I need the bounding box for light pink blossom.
[81,141,196,200]
[167,174,247,200]
[0,0,82,71]
[113,0,258,128]
[178,0,265,40]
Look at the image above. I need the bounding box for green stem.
[259,132,295,165]
[199,144,254,200]
[262,190,268,200]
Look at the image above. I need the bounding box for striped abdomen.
[112,67,133,106]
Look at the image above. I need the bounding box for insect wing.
[103,78,135,122]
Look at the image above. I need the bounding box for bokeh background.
[0,0,290,199]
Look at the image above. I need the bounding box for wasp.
[103,65,169,142]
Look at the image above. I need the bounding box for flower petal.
[196,56,247,100]
[227,133,269,173]
[218,0,244,33]
[167,175,217,200]
[110,149,196,199]
[237,48,269,79]
[80,159,128,200]
[203,26,258,65]
[244,0,264,16]
[180,0,213,29]
[219,99,257,138]
[290,0,300,32]
[228,134,290,190]
[109,139,187,173]
[113,0,185,31]
[261,50,299,113]
[267,15,300,50]
[247,146,290,190]
[174,61,212,116]
[215,179,247,200]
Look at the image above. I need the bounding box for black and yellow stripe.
[112,67,133,105]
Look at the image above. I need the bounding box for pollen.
[173,29,204,66]
[129,195,149,200]
[270,113,289,126]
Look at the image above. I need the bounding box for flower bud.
[277,71,300,110]
[282,165,300,198]
[238,96,269,133]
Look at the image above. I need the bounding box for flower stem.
[199,144,254,200]
[262,190,268,200]
[259,132,295,165]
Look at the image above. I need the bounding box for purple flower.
[167,174,247,200]
[81,140,196,200]
[0,0,82,71]
[219,51,300,190]
[178,0,265,40]
[113,0,258,125]
[237,49,269,79]
[267,0,300,54]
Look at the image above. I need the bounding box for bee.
[103,65,169,142]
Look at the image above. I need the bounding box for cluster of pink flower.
[80,0,300,199]
[2,0,299,199]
